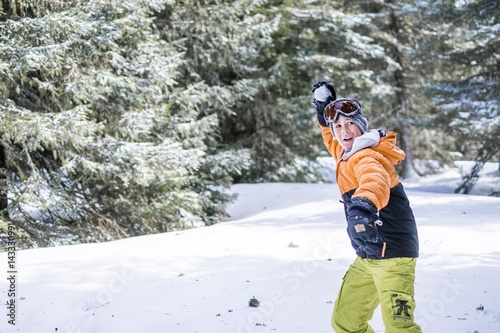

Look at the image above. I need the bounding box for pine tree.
[328,0,441,178]
[273,0,498,180]
[153,0,324,183]
[260,0,424,177]
[421,0,499,193]
[0,0,232,248]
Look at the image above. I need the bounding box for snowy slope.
[1,169,500,332]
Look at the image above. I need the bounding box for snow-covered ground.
[0,162,499,333]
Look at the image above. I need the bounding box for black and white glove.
[346,197,382,246]
[311,81,336,126]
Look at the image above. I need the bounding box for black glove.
[347,215,381,246]
[346,197,382,245]
[311,81,336,126]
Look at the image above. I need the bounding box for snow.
[1,162,500,333]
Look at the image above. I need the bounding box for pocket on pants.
[335,269,350,305]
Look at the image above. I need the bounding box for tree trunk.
[389,9,416,179]
[455,161,484,194]
[455,146,499,194]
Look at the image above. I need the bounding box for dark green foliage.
[0,0,238,248]
[153,0,324,183]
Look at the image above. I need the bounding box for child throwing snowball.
[311,81,422,333]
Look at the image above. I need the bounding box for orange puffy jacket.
[321,125,419,259]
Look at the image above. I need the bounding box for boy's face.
[331,115,363,150]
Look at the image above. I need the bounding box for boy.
[311,81,422,333]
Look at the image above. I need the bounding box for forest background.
[0,0,498,249]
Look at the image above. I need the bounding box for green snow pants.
[331,257,422,333]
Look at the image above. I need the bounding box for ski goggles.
[324,98,363,123]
